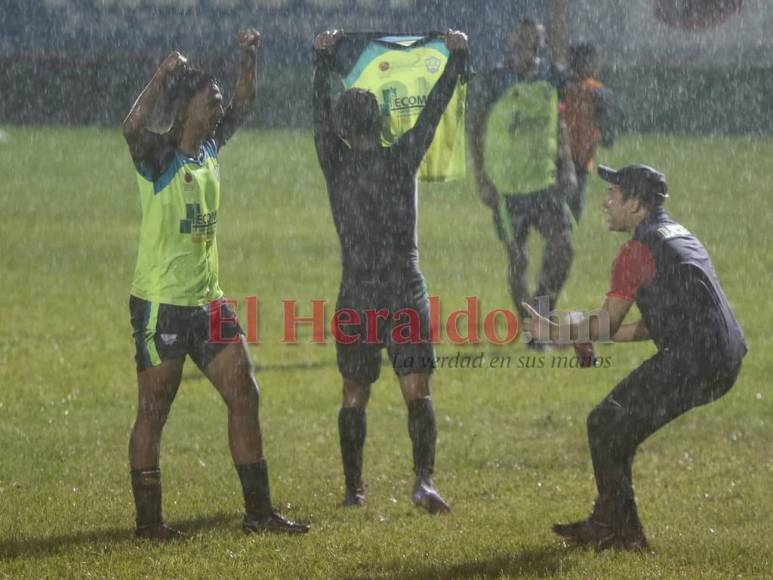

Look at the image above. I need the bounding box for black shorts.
[130,296,243,372]
[493,187,573,243]
[335,271,435,384]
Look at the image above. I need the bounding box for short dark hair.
[166,65,219,108]
[335,88,381,139]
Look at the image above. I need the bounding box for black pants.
[493,189,573,319]
[587,350,742,520]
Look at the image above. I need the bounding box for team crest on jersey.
[379,61,390,72]
[424,56,441,73]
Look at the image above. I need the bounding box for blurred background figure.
[561,41,618,223]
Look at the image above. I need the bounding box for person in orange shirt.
[561,42,617,222]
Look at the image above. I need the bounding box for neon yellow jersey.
[343,36,467,183]
[131,138,223,306]
[484,79,558,194]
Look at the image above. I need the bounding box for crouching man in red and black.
[523,164,746,550]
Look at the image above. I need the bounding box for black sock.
[131,468,162,528]
[235,459,273,519]
[338,406,366,494]
[407,398,437,481]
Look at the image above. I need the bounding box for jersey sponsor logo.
[391,93,428,111]
[179,203,217,242]
[657,224,691,239]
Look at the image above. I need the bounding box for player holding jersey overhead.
[123,29,308,539]
[313,29,468,513]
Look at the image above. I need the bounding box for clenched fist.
[237,29,261,52]
[314,30,344,51]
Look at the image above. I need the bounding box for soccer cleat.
[553,519,613,546]
[135,522,187,541]
[595,526,649,552]
[242,511,310,535]
[341,487,366,507]
[411,479,451,515]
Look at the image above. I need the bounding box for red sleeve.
[607,240,656,301]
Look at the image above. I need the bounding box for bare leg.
[129,358,185,538]
[203,339,308,534]
[203,338,262,465]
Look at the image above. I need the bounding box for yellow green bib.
[131,139,223,306]
[485,80,558,194]
[343,36,466,182]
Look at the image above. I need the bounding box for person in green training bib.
[469,19,577,344]
[123,29,308,539]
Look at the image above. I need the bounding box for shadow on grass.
[0,512,236,560]
[345,545,570,579]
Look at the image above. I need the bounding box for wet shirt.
[608,210,746,364]
[313,49,466,279]
[127,117,238,306]
[561,77,615,171]
[472,62,561,195]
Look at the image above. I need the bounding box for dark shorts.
[129,295,243,372]
[493,187,573,243]
[335,271,435,384]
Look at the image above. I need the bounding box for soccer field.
[1,128,771,578]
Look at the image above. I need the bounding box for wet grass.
[0,127,771,578]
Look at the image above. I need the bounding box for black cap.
[598,164,669,202]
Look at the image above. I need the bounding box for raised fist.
[237,29,261,51]
[445,29,468,52]
[314,30,344,51]
[159,51,187,76]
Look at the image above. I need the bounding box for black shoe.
[242,511,310,535]
[552,519,613,546]
[341,487,366,507]
[411,479,451,515]
[135,522,186,541]
[595,523,649,552]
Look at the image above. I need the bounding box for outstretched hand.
[314,29,344,51]
[521,302,554,343]
[237,28,261,52]
[445,29,468,52]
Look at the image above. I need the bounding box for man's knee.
[399,373,431,402]
[135,396,174,431]
[342,380,371,409]
[587,402,623,445]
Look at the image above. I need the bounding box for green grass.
[1,128,771,578]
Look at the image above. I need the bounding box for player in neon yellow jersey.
[469,19,577,346]
[123,29,308,539]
